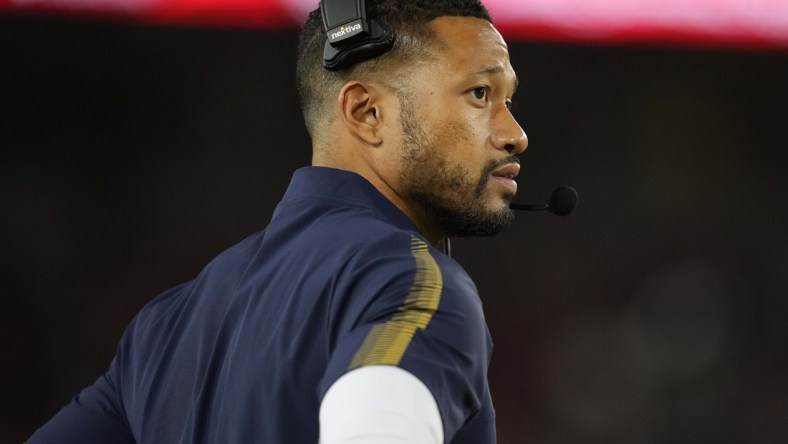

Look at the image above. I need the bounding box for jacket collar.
[281,166,421,234]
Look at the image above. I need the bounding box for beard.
[398,97,516,238]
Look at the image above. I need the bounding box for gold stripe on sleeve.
[348,236,443,369]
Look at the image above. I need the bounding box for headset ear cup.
[323,19,395,71]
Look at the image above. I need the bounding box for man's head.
[296,1,528,244]
[296,1,492,138]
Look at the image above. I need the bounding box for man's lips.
[492,163,521,180]
[491,163,520,194]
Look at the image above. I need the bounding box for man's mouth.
[491,162,520,195]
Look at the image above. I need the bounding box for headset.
[321,0,396,71]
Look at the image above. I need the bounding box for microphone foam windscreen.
[548,186,579,216]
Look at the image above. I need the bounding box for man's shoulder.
[334,230,480,323]
[338,226,467,278]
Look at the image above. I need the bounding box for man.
[29,0,527,442]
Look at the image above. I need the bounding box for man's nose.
[492,111,528,155]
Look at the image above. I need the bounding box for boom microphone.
[510,186,579,216]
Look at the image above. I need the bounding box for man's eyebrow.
[473,64,520,92]
[474,64,504,75]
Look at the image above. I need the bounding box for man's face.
[396,16,528,238]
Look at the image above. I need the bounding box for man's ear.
[337,81,384,146]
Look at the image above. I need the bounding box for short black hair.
[296,0,492,138]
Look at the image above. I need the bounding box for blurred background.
[2,0,787,442]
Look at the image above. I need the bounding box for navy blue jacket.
[30,167,495,443]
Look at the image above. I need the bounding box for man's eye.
[472,86,488,102]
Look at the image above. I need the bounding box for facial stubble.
[398,97,515,238]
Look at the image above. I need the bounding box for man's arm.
[27,371,135,444]
[319,365,443,444]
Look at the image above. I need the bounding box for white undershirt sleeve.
[319,365,444,444]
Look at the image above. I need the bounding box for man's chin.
[440,205,515,239]
[485,193,515,213]
[408,191,515,238]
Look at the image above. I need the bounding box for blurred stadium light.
[1,0,787,49]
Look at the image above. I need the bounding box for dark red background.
[2,12,787,443]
